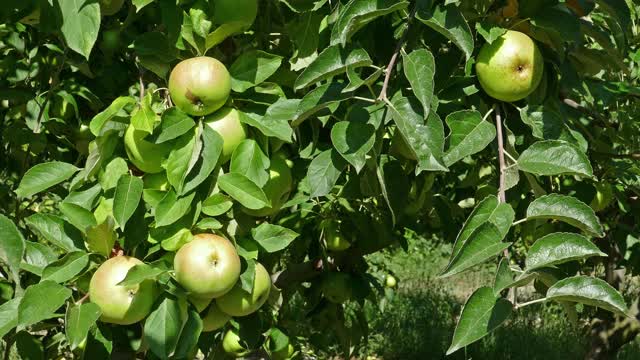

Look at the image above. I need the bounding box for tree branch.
[562,97,611,128]
[272,259,324,289]
[495,105,507,204]
[378,6,418,102]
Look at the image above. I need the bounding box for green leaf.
[526,194,604,237]
[441,223,511,277]
[65,303,101,350]
[251,223,300,253]
[475,22,507,44]
[0,215,26,287]
[417,4,474,60]
[58,0,100,59]
[546,276,628,315]
[166,128,199,194]
[294,45,372,90]
[526,233,607,271]
[118,263,166,286]
[131,93,158,135]
[16,161,79,198]
[132,0,155,12]
[41,252,89,283]
[18,280,72,329]
[292,82,349,126]
[387,94,447,172]
[330,0,409,45]
[155,191,196,227]
[330,121,376,173]
[59,202,97,233]
[230,50,283,92]
[22,242,57,276]
[519,105,581,145]
[493,258,514,296]
[402,48,435,115]
[113,174,144,229]
[0,298,21,338]
[99,158,129,191]
[218,173,271,210]
[143,295,188,359]
[230,140,270,187]
[443,110,496,166]
[307,149,347,198]
[447,287,512,355]
[287,12,322,57]
[89,96,136,136]
[172,308,203,359]
[182,125,223,194]
[156,108,195,143]
[63,184,102,210]
[239,259,256,293]
[517,140,593,177]
[240,102,295,143]
[202,194,234,217]
[25,214,83,252]
[85,217,117,257]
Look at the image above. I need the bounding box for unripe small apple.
[385,275,397,288]
[476,30,543,102]
[216,262,271,317]
[242,152,293,217]
[222,329,250,357]
[201,302,231,332]
[89,256,156,325]
[323,220,350,252]
[174,233,241,299]
[204,107,247,163]
[169,57,231,117]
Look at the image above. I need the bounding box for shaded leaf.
[526,194,604,237]
[444,110,496,166]
[66,303,101,350]
[307,149,347,198]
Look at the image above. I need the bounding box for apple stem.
[75,292,90,306]
[378,5,418,102]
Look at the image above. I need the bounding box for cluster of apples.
[88,234,272,340]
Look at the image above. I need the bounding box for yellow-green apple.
[476,30,543,102]
[222,329,250,357]
[323,220,350,251]
[124,125,172,174]
[242,152,293,217]
[201,302,232,332]
[203,107,247,163]
[173,233,241,299]
[168,57,231,116]
[216,262,271,316]
[89,256,156,325]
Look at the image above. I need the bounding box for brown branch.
[272,259,323,289]
[378,5,418,102]
[562,97,611,129]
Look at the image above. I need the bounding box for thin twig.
[378,5,418,101]
[515,297,547,309]
[75,292,90,305]
[495,105,507,204]
[139,68,145,102]
[562,97,611,129]
[352,96,377,103]
[512,218,528,226]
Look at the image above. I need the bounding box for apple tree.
[0,0,639,359]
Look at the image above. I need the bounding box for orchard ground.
[283,230,640,360]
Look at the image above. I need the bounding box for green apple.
[203,107,247,163]
[169,57,231,116]
[590,183,614,212]
[385,275,397,288]
[216,262,271,317]
[323,220,350,252]
[89,256,156,325]
[222,329,250,357]
[124,125,172,174]
[100,0,125,16]
[476,30,543,102]
[271,343,295,360]
[213,0,258,29]
[174,233,241,299]
[201,302,232,332]
[242,152,293,217]
[143,172,169,191]
[322,272,352,303]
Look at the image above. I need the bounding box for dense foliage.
[1,0,639,359]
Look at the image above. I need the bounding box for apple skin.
[89,256,156,325]
[216,262,271,317]
[100,0,125,16]
[201,302,231,332]
[242,152,293,217]
[124,125,172,174]
[169,57,231,117]
[203,107,247,163]
[322,272,352,303]
[385,275,397,288]
[476,30,543,102]
[222,329,250,357]
[323,221,350,252]
[174,233,241,299]
[214,0,258,28]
